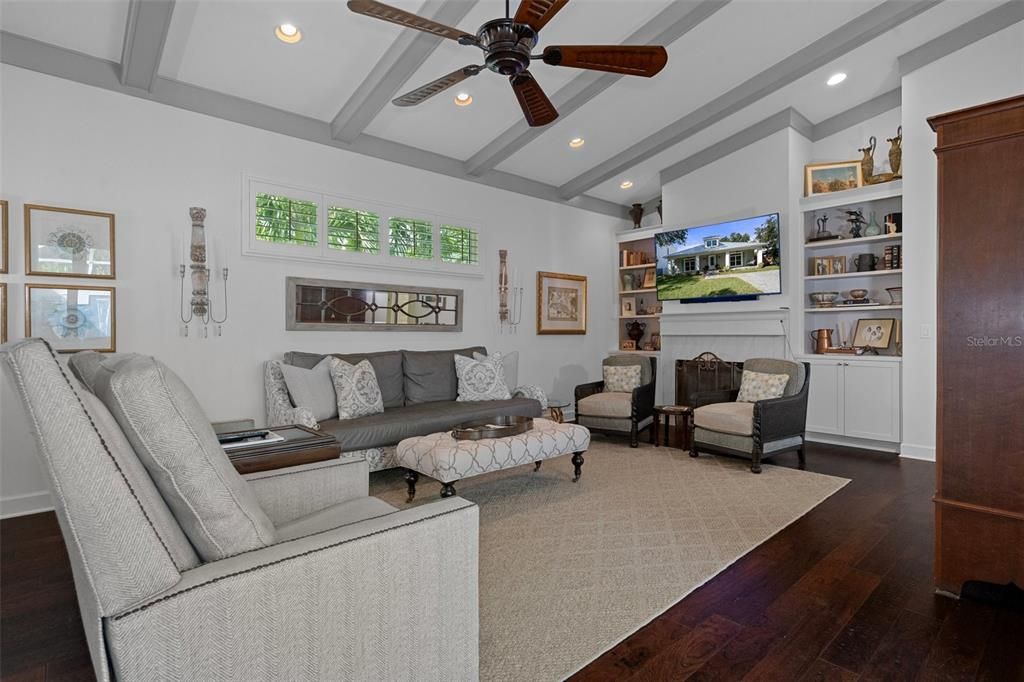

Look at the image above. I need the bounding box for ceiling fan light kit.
[347,0,669,127]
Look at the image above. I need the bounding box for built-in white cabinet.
[805,358,901,444]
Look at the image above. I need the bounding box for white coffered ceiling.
[0,0,1016,213]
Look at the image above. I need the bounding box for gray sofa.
[266,346,544,471]
[2,339,479,681]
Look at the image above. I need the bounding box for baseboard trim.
[1,491,54,519]
[806,432,901,453]
[900,443,936,461]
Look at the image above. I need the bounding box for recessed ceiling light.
[569,137,585,149]
[620,180,634,190]
[275,23,302,44]
[454,92,473,106]
[826,72,847,86]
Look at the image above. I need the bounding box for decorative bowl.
[809,291,840,307]
[848,289,869,300]
[886,287,903,305]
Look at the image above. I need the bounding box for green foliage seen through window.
[440,225,479,265]
[255,193,318,246]
[388,217,433,260]
[329,206,380,254]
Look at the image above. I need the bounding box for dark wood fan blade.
[393,66,481,107]
[513,0,570,31]
[347,0,474,42]
[510,72,559,127]
[542,45,668,77]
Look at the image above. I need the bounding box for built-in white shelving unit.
[615,228,662,355]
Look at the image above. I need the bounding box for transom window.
[440,225,479,265]
[255,193,318,247]
[388,217,433,260]
[328,206,380,254]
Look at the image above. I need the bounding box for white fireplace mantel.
[659,308,789,337]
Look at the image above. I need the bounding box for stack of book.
[620,250,650,266]
[883,244,902,269]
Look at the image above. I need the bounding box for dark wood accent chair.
[575,356,657,448]
[676,353,810,473]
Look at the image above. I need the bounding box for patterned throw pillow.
[455,353,512,402]
[329,358,384,419]
[603,364,642,393]
[736,370,789,403]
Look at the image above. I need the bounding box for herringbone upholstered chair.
[1,339,479,681]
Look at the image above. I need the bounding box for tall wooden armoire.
[930,94,1024,596]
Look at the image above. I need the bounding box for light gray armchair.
[1,339,479,681]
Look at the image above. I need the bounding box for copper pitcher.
[810,328,833,354]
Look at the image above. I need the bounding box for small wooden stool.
[653,405,694,450]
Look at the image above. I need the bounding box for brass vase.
[858,136,876,183]
[887,126,902,178]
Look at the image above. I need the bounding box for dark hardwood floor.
[2,441,1022,681]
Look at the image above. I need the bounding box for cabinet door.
[806,361,844,435]
[842,361,901,442]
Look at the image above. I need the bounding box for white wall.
[899,22,1024,462]
[0,66,622,516]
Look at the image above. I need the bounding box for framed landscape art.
[805,161,863,197]
[26,284,116,352]
[25,204,115,278]
[536,271,587,335]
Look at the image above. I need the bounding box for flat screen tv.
[655,212,781,303]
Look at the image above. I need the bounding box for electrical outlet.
[920,324,933,339]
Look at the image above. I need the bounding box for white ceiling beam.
[330,0,479,143]
[557,0,942,200]
[462,0,731,177]
[0,31,627,219]
[119,0,175,92]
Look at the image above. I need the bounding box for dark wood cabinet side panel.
[935,504,1024,595]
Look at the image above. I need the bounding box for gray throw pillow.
[280,357,337,421]
[473,350,519,390]
[455,353,512,401]
[329,358,384,419]
[91,354,276,561]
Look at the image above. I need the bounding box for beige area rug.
[370,439,849,681]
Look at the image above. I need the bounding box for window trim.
[243,176,484,278]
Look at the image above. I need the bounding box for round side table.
[653,405,694,450]
[547,400,571,424]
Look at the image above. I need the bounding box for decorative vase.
[629,203,644,230]
[625,320,646,344]
[887,125,902,178]
[865,211,883,237]
[886,287,903,305]
[858,136,877,183]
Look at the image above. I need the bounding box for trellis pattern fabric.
[602,364,642,393]
[454,353,512,402]
[735,369,790,403]
[396,418,590,484]
[265,361,319,428]
[329,358,384,419]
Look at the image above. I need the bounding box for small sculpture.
[840,208,867,239]
[858,136,877,183]
[813,213,834,241]
[887,125,902,178]
[629,203,644,229]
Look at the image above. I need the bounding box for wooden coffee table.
[223,425,341,474]
[653,405,694,450]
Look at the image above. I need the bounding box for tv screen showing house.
[655,212,782,303]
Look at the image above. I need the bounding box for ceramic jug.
[854,253,878,272]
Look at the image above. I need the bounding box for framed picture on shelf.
[813,257,831,276]
[651,333,661,351]
[536,271,587,335]
[25,204,115,278]
[621,296,636,316]
[1,200,8,274]
[805,161,863,197]
[642,269,657,289]
[26,284,116,352]
[852,318,895,349]
[831,256,846,274]
[620,340,636,351]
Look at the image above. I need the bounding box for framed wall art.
[1,200,8,274]
[26,284,116,352]
[25,204,115,278]
[805,161,863,197]
[852,318,894,349]
[536,271,587,335]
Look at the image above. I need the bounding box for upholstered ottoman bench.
[396,418,591,501]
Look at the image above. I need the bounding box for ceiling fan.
[347,0,669,127]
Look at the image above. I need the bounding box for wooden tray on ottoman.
[452,415,533,441]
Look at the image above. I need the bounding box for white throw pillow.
[455,353,512,401]
[329,358,384,419]
[473,350,519,390]
[280,357,337,421]
[735,370,789,403]
[603,364,642,393]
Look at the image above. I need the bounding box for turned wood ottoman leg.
[572,451,585,482]
[440,481,457,498]
[404,470,419,503]
[534,461,542,472]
